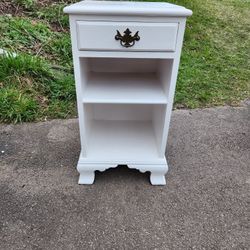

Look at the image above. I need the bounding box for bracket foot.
[78,171,95,184]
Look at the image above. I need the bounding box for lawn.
[0,0,249,123]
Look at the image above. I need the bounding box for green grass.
[16,0,37,9]
[0,53,76,122]
[36,3,70,30]
[170,0,250,107]
[0,0,249,123]
[0,15,72,67]
[0,87,38,123]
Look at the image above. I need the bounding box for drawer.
[76,21,179,52]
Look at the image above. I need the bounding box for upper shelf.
[64,1,192,17]
[82,72,167,104]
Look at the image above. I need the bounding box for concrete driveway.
[0,105,249,249]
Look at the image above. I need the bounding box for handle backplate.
[115,28,140,48]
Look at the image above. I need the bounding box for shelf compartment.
[82,72,167,104]
[80,57,173,104]
[83,103,166,161]
[86,120,159,161]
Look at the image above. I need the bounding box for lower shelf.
[86,120,160,162]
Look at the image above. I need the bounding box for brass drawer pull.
[115,28,140,48]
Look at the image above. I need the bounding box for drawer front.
[76,21,178,52]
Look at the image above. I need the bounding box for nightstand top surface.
[64,0,192,17]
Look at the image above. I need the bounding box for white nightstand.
[64,1,192,185]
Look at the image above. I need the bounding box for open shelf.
[82,72,167,104]
[86,120,159,161]
[83,103,166,161]
[80,57,173,104]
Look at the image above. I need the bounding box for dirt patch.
[0,1,24,15]
[36,0,77,7]
[0,0,75,16]
[0,0,74,31]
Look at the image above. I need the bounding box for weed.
[0,87,38,123]
[16,0,36,9]
[0,54,75,122]
[36,3,69,30]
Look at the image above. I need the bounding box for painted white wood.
[69,17,88,157]
[77,21,178,52]
[86,57,159,73]
[153,104,166,154]
[67,14,187,23]
[82,72,167,104]
[80,58,171,104]
[77,160,168,185]
[160,20,187,157]
[87,120,158,161]
[89,103,153,121]
[64,1,192,185]
[76,50,177,59]
[64,1,192,17]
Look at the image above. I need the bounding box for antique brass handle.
[115,28,140,48]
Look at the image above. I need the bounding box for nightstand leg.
[127,162,168,185]
[150,173,166,185]
[78,171,95,184]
